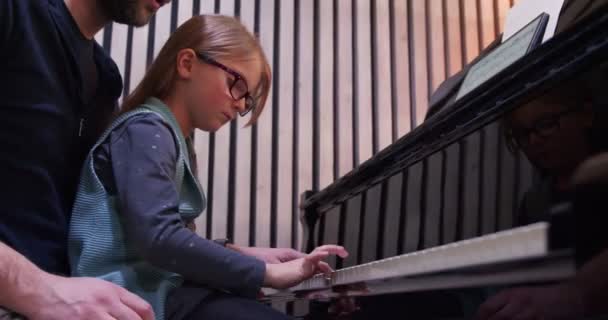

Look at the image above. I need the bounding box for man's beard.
[99,0,149,27]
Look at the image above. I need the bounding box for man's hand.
[0,242,153,320]
[476,284,585,320]
[263,245,348,290]
[24,275,155,320]
[230,245,306,263]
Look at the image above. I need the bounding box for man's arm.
[0,241,47,313]
[0,242,154,320]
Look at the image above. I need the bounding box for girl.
[68,15,347,320]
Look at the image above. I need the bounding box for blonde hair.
[122,14,271,125]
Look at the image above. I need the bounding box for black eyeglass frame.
[508,107,579,149]
[195,52,256,117]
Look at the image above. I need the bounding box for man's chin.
[129,8,156,27]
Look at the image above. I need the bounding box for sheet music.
[456,15,545,101]
[503,0,564,43]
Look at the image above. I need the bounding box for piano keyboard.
[291,222,550,292]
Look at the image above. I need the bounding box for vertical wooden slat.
[496,0,512,35]
[177,0,193,25]
[207,0,235,240]
[312,0,320,193]
[200,0,215,13]
[152,6,171,57]
[193,0,201,15]
[226,1,240,243]
[102,24,113,54]
[109,23,128,101]
[203,1,222,239]
[248,0,261,246]
[291,0,301,250]
[94,29,104,45]
[295,0,314,250]
[373,0,394,151]
[444,0,463,76]
[232,0,256,246]
[428,0,447,93]
[193,0,210,239]
[317,0,335,189]
[462,0,481,63]
[192,0,210,238]
[337,0,355,177]
[275,0,295,249]
[146,17,156,68]
[254,0,275,247]
[392,0,412,138]
[270,0,284,247]
[478,0,497,48]
[410,0,429,125]
[122,26,134,98]
[269,0,280,248]
[169,0,178,32]
[128,25,149,93]
[354,0,373,163]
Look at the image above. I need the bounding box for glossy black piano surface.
[272,4,608,320]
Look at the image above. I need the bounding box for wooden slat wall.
[98,0,519,254]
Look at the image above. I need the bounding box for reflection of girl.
[69,15,346,320]
[502,83,602,225]
[478,79,608,320]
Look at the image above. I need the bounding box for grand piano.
[267,2,608,319]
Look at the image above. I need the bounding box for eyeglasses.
[195,52,256,116]
[509,107,578,149]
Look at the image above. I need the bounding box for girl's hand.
[263,245,348,290]
[229,245,306,263]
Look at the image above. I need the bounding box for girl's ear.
[176,48,196,80]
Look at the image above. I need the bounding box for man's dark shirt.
[0,0,122,275]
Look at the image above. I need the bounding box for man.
[0,0,169,318]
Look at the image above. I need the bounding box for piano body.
[266,3,608,319]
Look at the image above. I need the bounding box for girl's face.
[183,51,262,132]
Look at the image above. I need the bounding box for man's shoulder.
[4,0,52,16]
